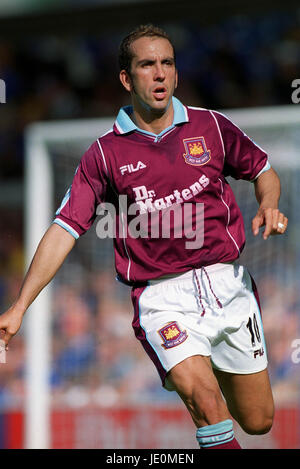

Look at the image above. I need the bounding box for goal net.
[24,105,300,449]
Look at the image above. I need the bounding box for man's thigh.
[214,367,274,434]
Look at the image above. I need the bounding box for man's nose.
[154,63,165,81]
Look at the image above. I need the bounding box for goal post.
[23,105,300,449]
[24,118,114,449]
[24,131,53,449]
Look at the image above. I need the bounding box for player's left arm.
[252,167,288,240]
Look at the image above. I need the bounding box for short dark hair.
[118,24,176,74]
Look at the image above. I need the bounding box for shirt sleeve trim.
[52,218,80,239]
[251,161,271,182]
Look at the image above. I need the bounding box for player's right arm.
[0,223,75,350]
[1,140,108,350]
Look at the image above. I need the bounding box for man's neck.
[132,100,174,135]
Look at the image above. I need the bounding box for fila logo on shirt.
[120,161,147,175]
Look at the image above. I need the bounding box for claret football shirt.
[54,97,270,284]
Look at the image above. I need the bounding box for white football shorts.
[131,262,268,391]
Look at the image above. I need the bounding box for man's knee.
[240,412,274,435]
[179,384,230,427]
[168,356,231,427]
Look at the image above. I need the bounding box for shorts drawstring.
[193,267,223,316]
[202,267,223,309]
[193,269,206,316]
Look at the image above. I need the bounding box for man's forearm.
[14,223,76,315]
[254,167,281,209]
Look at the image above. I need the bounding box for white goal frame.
[24,105,300,449]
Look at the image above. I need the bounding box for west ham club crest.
[183,136,211,166]
[158,321,188,349]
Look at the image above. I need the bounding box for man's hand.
[0,306,24,351]
[252,168,288,240]
[0,223,76,352]
[252,207,288,240]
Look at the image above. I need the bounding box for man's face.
[120,36,178,115]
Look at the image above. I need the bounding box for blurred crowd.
[1,10,300,180]
[1,228,300,410]
[1,9,300,411]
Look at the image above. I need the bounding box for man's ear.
[119,69,132,93]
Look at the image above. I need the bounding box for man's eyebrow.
[162,56,175,63]
[135,56,175,66]
[136,58,155,65]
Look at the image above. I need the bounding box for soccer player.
[0,25,288,449]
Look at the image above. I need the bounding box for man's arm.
[0,223,76,349]
[252,167,288,240]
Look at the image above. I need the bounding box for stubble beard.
[131,82,173,118]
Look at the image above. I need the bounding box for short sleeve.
[212,111,270,181]
[53,140,109,238]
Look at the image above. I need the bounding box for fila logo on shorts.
[119,161,147,175]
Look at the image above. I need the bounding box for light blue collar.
[115,96,189,137]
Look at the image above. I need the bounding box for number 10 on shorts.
[246,313,264,359]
